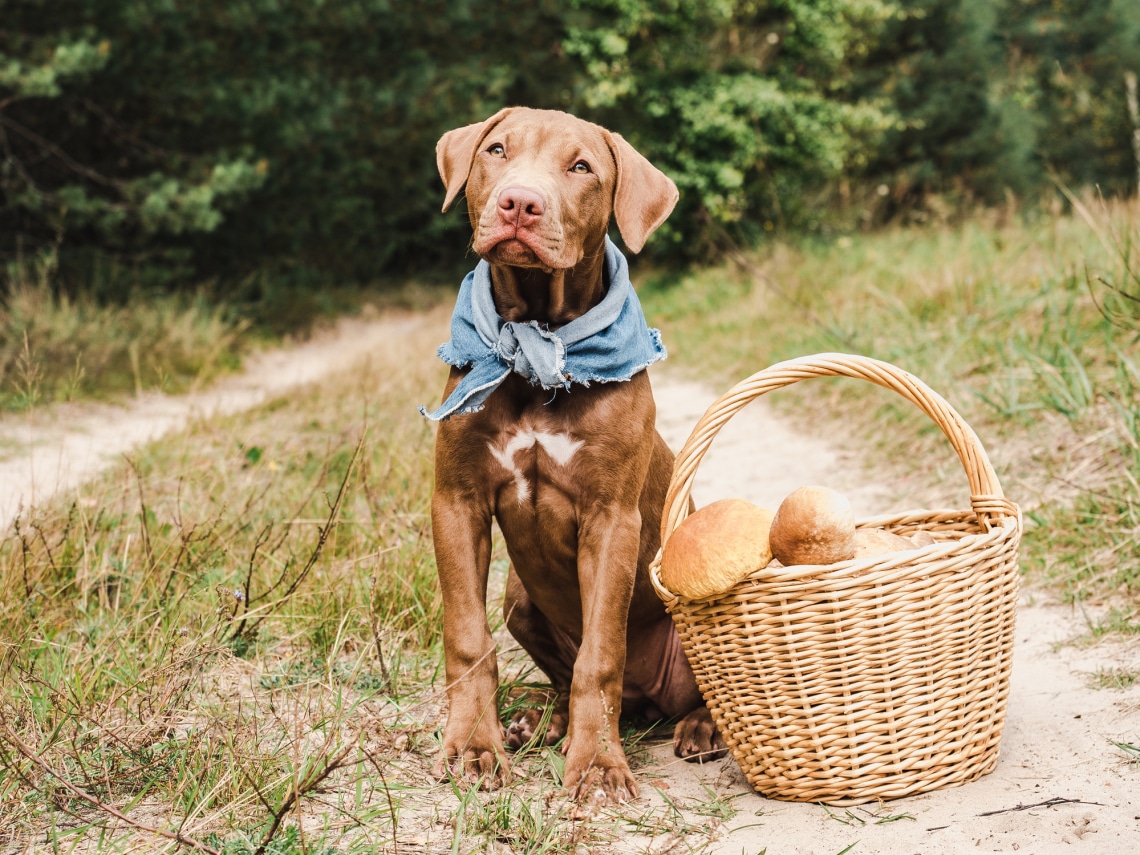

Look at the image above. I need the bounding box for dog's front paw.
[433,728,512,789]
[673,705,726,763]
[563,740,639,805]
[504,707,568,749]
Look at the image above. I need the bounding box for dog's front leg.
[563,505,642,804]
[431,489,510,788]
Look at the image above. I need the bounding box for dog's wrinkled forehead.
[480,111,615,180]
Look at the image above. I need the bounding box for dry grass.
[0,314,444,851]
[1,253,246,411]
[4,199,1140,851]
[642,196,1140,629]
[0,307,730,853]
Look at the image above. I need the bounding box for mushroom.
[661,498,775,599]
[769,486,856,566]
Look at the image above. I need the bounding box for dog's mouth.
[476,231,560,272]
[490,238,541,264]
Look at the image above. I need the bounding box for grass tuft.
[1,252,246,411]
[1088,667,1139,690]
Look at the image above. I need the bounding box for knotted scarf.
[421,237,666,421]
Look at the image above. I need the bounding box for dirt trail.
[1,317,1136,853]
[0,315,421,524]
[652,375,894,517]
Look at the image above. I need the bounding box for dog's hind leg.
[624,617,728,763]
[502,566,574,749]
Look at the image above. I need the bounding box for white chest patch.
[533,431,584,466]
[488,429,583,503]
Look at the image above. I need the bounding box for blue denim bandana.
[421,236,666,421]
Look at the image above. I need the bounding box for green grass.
[3,199,1140,850]
[1114,740,1140,765]
[0,315,449,850]
[820,803,915,826]
[1088,666,1139,690]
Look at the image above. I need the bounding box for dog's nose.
[497,186,546,227]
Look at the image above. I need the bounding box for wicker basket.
[649,353,1021,805]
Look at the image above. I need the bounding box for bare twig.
[126,457,157,577]
[369,555,394,691]
[80,97,170,159]
[0,121,49,204]
[32,523,58,576]
[362,746,400,851]
[227,431,366,645]
[228,522,274,641]
[977,796,1105,817]
[0,113,121,188]
[15,518,33,599]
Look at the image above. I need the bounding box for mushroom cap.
[909,530,937,548]
[661,498,775,599]
[854,527,918,559]
[769,486,856,566]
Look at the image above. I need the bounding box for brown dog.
[427,107,723,804]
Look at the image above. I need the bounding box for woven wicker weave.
[649,353,1021,805]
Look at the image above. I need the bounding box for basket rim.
[649,507,1020,604]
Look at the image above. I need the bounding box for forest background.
[2,0,1139,316]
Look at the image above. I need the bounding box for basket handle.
[661,352,1016,546]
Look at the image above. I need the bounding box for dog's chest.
[484,425,583,506]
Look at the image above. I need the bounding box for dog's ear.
[607,132,679,253]
[436,107,515,213]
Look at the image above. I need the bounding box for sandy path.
[652,375,894,517]
[1,318,1136,853]
[0,315,421,525]
[640,601,1139,854]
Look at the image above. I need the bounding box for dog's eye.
[487,144,506,158]
[571,160,591,174]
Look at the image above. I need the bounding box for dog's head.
[436,107,678,272]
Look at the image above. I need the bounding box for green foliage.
[566,0,897,251]
[852,0,1140,212]
[1002,0,1140,195]
[1,0,1139,298]
[212,826,337,855]
[0,0,576,295]
[854,0,1021,203]
[0,35,110,98]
